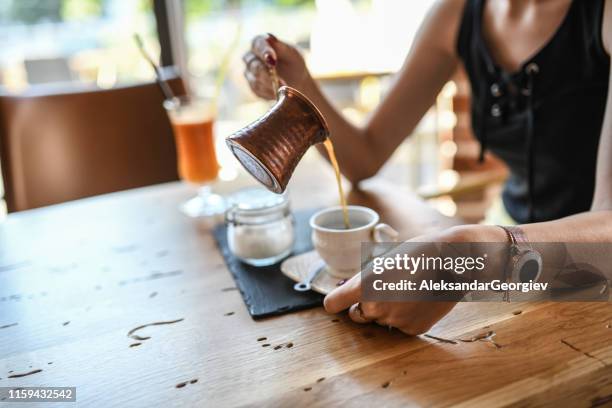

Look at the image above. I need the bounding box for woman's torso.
[457,0,610,223]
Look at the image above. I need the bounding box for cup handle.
[373,223,399,243]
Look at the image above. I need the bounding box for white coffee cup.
[309,206,398,279]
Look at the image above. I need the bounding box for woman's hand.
[242,33,312,100]
[323,225,508,335]
[324,272,457,335]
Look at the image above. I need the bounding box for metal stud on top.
[491,104,502,117]
[490,83,502,97]
[525,62,540,75]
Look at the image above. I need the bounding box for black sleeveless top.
[457,0,610,223]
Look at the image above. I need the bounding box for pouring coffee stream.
[322,138,350,229]
[226,84,351,229]
[269,66,281,100]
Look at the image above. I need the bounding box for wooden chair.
[0,72,185,212]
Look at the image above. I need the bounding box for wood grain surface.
[0,157,610,408]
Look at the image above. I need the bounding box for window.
[0,0,159,91]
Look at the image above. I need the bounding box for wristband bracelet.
[498,225,543,301]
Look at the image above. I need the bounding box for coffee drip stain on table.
[7,369,43,379]
[127,319,184,342]
[118,270,183,287]
[423,329,504,349]
[459,330,502,349]
[176,379,198,389]
[424,333,458,344]
[256,335,294,350]
[302,377,326,392]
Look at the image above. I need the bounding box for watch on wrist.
[498,226,542,284]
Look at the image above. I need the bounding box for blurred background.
[0,0,506,221]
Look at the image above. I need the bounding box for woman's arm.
[244,0,466,183]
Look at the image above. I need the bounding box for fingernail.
[264,53,276,67]
[336,279,347,286]
[266,32,278,43]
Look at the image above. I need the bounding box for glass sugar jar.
[225,187,295,266]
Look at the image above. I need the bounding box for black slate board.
[213,209,323,319]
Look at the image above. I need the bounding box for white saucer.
[281,250,351,295]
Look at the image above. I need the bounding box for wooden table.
[1,161,611,407]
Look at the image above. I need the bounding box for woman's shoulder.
[431,0,470,27]
[421,0,470,58]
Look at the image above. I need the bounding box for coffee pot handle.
[373,223,399,243]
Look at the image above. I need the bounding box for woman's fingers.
[242,51,268,78]
[323,274,361,313]
[241,51,257,67]
[245,33,309,93]
[242,53,276,100]
[252,34,277,67]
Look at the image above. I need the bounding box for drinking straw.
[133,33,176,101]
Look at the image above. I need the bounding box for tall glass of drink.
[164,96,225,217]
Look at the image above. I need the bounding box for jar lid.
[227,187,288,212]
